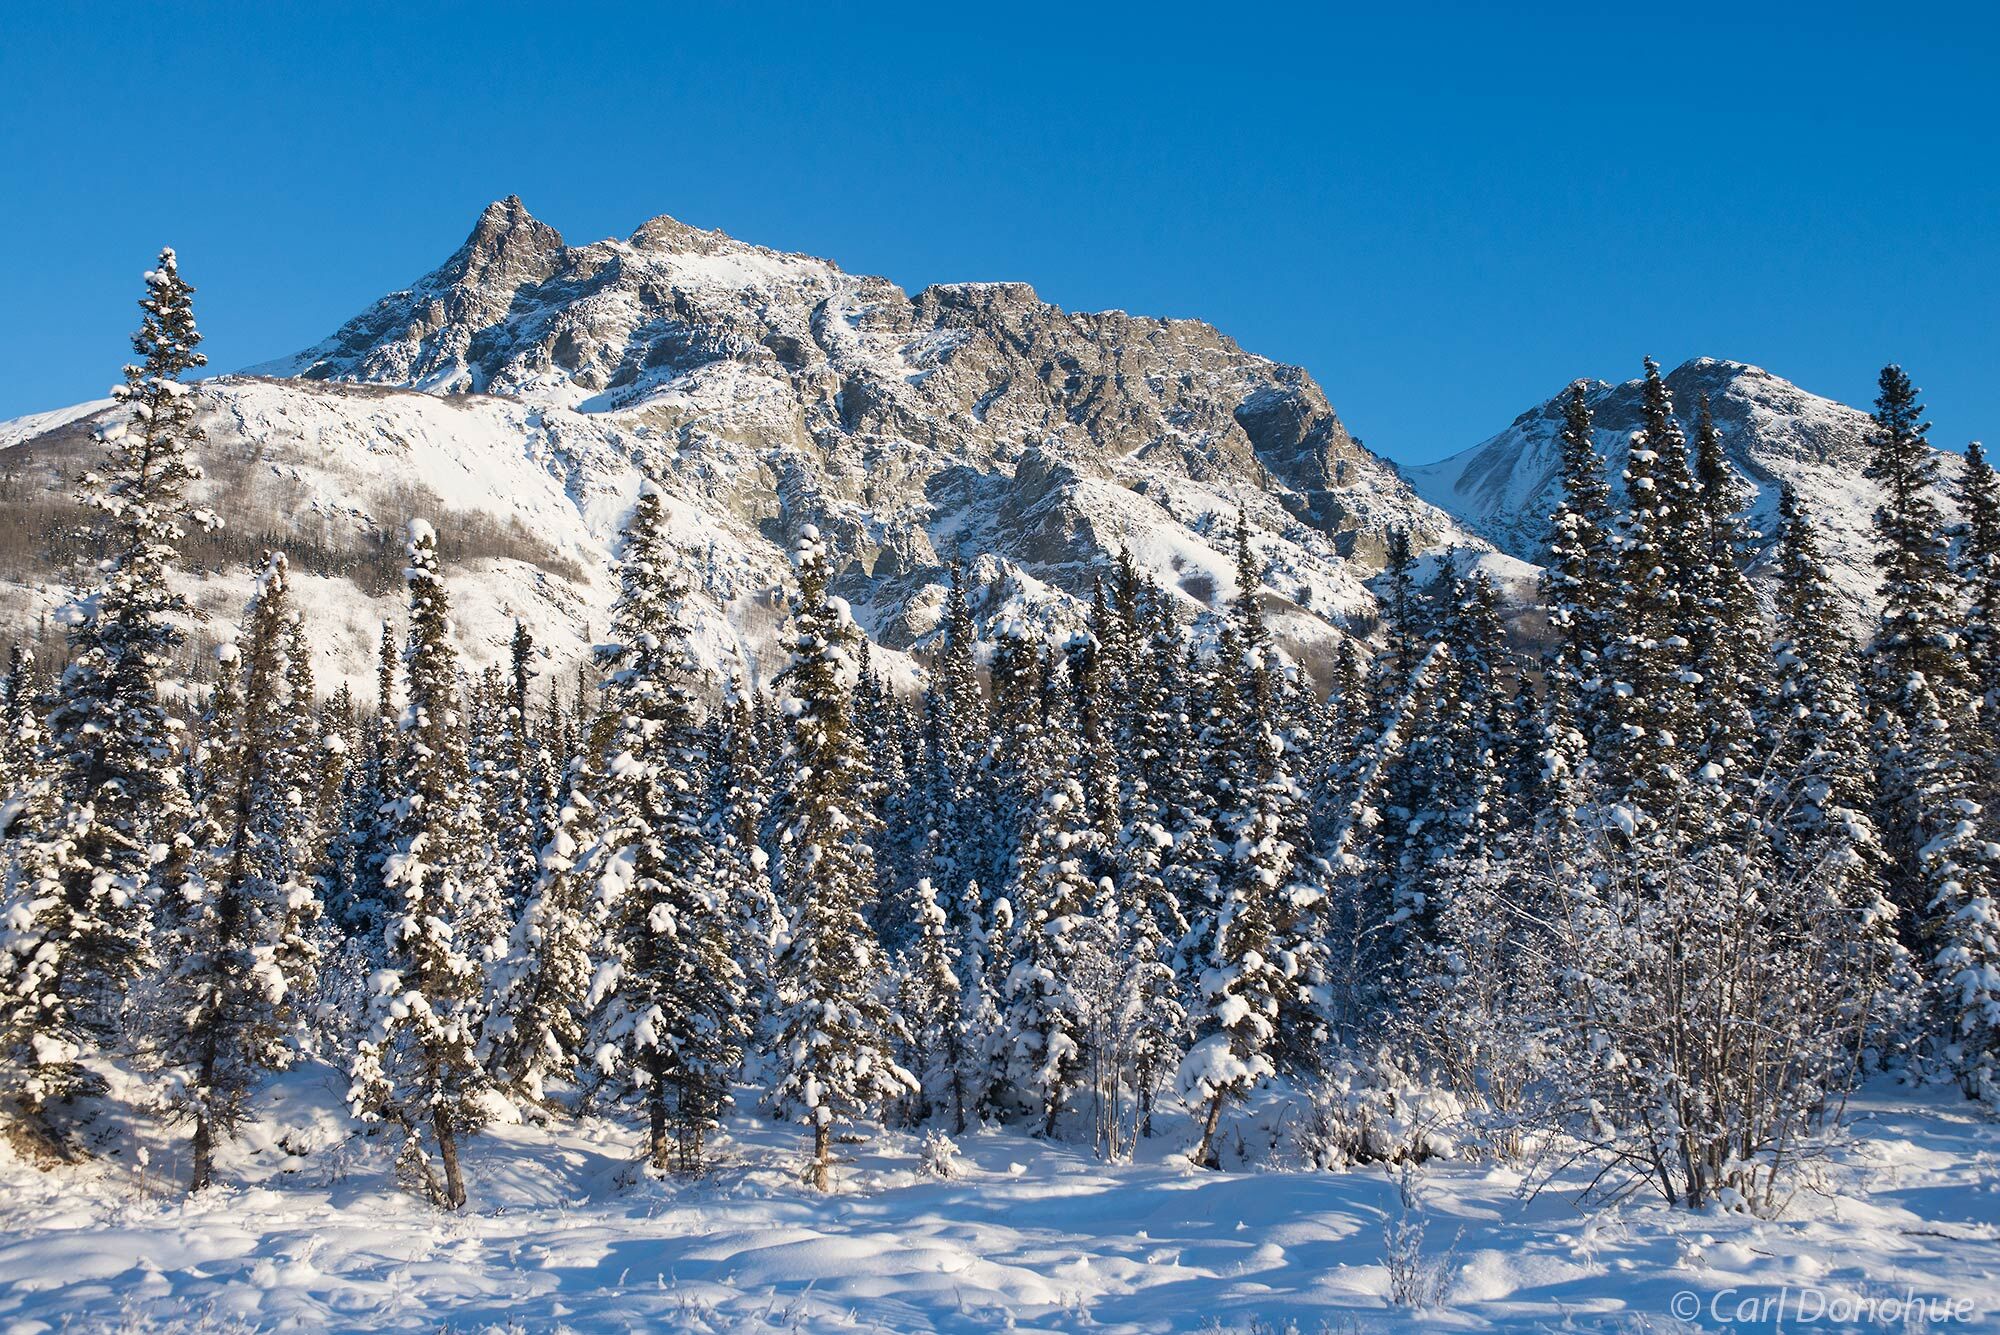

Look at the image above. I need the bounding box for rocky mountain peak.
[628,211,754,258]
[91,199,1514,691]
[450,195,566,291]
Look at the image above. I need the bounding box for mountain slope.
[1,199,1498,691]
[1407,357,1958,615]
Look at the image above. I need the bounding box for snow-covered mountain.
[0,198,1500,692]
[1406,357,1958,618]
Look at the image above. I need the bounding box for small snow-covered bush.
[1382,1161,1457,1310]
[1293,1053,1463,1171]
[1382,1212,1455,1310]
[917,1129,961,1180]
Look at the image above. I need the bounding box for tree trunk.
[811,1121,832,1191]
[189,1013,221,1193]
[189,1114,215,1193]
[1194,1091,1226,1169]
[647,1056,670,1173]
[433,1108,467,1210]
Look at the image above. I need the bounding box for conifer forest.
[2,254,1995,1331]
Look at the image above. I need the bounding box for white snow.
[1,1071,1995,1332]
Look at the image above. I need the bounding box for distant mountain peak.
[1409,357,1956,624]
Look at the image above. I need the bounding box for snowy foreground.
[1,1073,1996,1333]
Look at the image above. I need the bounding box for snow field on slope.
[1,1073,1995,1333]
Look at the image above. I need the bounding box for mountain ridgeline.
[1,199,1500,695]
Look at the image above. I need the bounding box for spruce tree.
[1765,486,1884,877]
[1956,440,2000,737]
[1865,367,1962,695]
[893,877,968,1128]
[999,654,1100,1135]
[1898,674,2000,1097]
[1179,821,1285,1167]
[40,249,217,1038]
[327,622,400,940]
[1862,366,1970,935]
[483,764,595,1109]
[1109,579,1191,1137]
[167,554,315,1191]
[1687,393,1766,806]
[0,649,74,1130]
[1540,381,1618,767]
[766,527,913,1189]
[586,484,745,1173]
[1761,486,1902,1044]
[927,564,989,915]
[1602,358,1700,821]
[0,647,44,804]
[712,677,779,991]
[347,521,490,1210]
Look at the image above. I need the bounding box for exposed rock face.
[1407,357,1960,621]
[2,199,1494,692]
[237,200,1497,673]
[265,199,1456,560]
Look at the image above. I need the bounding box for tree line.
[0,254,1992,1212]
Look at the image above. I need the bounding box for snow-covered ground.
[2,1071,1995,1333]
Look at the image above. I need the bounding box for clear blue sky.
[3,1,1993,463]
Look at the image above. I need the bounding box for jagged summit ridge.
[253,197,1466,564]
[5,199,1495,698]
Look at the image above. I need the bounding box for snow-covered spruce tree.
[38,249,218,1042]
[585,483,746,1174]
[999,648,1102,1135]
[1179,810,1287,1168]
[1313,635,1369,820]
[485,620,541,916]
[1687,393,1767,819]
[1342,528,1449,1007]
[482,765,596,1109]
[1600,358,1701,822]
[1862,366,1973,938]
[853,641,911,941]
[166,554,316,1191]
[1385,558,1476,984]
[712,676,779,994]
[290,642,347,962]
[326,622,400,940]
[1956,440,2000,743]
[1110,800,1185,1140]
[1074,586,1124,843]
[983,624,1045,900]
[1107,575,1190,1138]
[919,564,994,920]
[1539,381,1618,774]
[892,877,967,1128]
[1317,568,1455,1034]
[766,526,913,1189]
[1763,486,1895,944]
[348,521,491,1211]
[1222,509,1322,1072]
[0,650,75,1135]
[1902,673,2000,1099]
[0,646,45,802]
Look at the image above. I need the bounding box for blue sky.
[3,1,1993,463]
